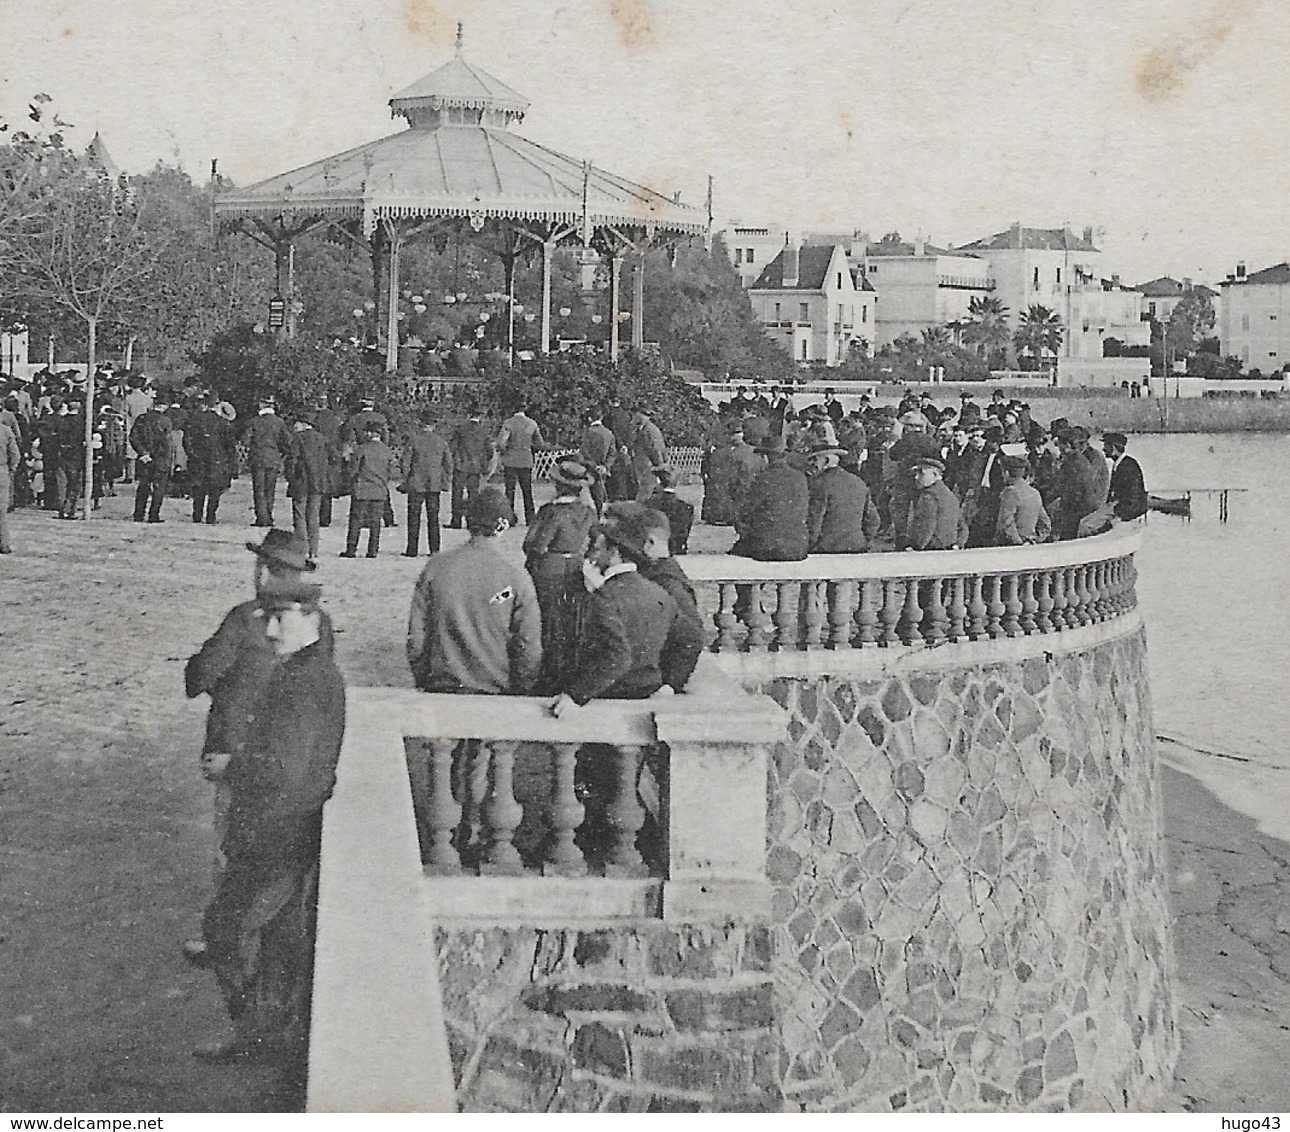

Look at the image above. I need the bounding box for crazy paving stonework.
[436,924,780,1112]
[753,626,1179,1111]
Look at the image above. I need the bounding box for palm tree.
[962,294,1010,363]
[921,325,952,353]
[1013,304,1063,372]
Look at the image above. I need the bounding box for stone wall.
[435,924,780,1112]
[754,625,1178,1111]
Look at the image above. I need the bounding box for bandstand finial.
[455,21,464,53]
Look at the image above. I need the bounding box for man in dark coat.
[732,434,809,561]
[196,578,345,1082]
[286,413,333,564]
[578,407,617,516]
[806,440,880,554]
[604,396,637,502]
[550,505,701,713]
[187,400,238,525]
[1077,426,1111,511]
[901,456,962,551]
[1052,429,1100,540]
[400,411,453,557]
[449,410,493,529]
[311,396,344,528]
[56,394,87,519]
[1104,432,1148,521]
[342,423,397,558]
[243,397,295,527]
[701,421,764,526]
[643,467,693,555]
[35,400,64,511]
[129,396,174,523]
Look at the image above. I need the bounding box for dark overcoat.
[732,460,809,561]
[808,465,880,553]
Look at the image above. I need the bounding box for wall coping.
[682,525,1142,583]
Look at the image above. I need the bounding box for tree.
[961,294,1010,365]
[1013,305,1063,372]
[2,141,169,517]
[1167,289,1216,359]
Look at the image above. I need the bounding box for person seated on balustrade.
[549,504,701,871]
[994,455,1052,546]
[806,437,880,554]
[1104,432,1148,521]
[626,503,704,687]
[731,433,809,562]
[900,453,962,551]
[1051,427,1100,540]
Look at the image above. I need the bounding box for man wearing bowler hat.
[806,436,880,554]
[183,531,333,969]
[731,432,809,562]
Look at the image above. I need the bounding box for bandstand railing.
[683,526,1141,653]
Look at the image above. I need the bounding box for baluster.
[1035,569,1054,632]
[714,582,740,651]
[1051,568,1070,629]
[801,581,826,649]
[827,580,857,648]
[1125,558,1138,611]
[1072,565,1091,626]
[924,579,948,645]
[543,743,586,877]
[946,576,967,641]
[428,739,464,873]
[1001,573,1022,637]
[899,577,923,645]
[1109,559,1125,613]
[967,575,987,639]
[856,579,881,646]
[744,584,772,651]
[772,581,800,650]
[480,740,525,875]
[1019,572,1038,635]
[880,579,904,646]
[604,744,648,877]
[985,575,1005,638]
[1087,561,1104,620]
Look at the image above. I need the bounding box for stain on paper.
[609,0,656,50]
[1135,1,1247,103]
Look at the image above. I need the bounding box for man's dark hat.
[550,457,594,489]
[465,485,516,531]
[899,433,943,465]
[756,432,788,455]
[599,502,654,561]
[806,438,847,458]
[1066,425,1090,443]
[1103,431,1128,447]
[247,528,316,572]
[1000,454,1031,477]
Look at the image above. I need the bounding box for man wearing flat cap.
[901,455,962,551]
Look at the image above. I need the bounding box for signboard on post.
[268,295,286,330]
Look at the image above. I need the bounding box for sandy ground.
[1,479,1288,1112]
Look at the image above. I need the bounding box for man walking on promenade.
[449,406,494,529]
[194,577,345,1096]
[129,394,174,523]
[286,412,332,565]
[496,400,545,524]
[341,422,396,559]
[578,406,616,517]
[187,397,238,525]
[244,396,295,527]
[401,410,453,557]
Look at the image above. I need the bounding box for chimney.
[913,235,925,256]
[1183,276,1192,290]
[1236,261,1247,279]
[782,242,800,288]
[1010,220,1022,247]
[1083,225,1094,245]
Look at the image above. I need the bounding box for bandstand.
[213,28,707,370]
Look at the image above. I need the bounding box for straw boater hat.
[246,528,316,573]
[806,437,847,459]
[214,401,237,422]
[549,457,594,489]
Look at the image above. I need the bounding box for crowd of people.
[701,384,1149,559]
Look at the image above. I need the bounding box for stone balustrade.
[684,526,1140,654]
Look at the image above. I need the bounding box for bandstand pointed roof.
[214,49,704,240]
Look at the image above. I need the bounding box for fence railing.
[683,526,1141,654]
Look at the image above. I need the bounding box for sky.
[1,0,1287,285]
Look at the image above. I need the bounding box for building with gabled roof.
[85,131,120,180]
[1219,262,1290,372]
[748,243,874,366]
